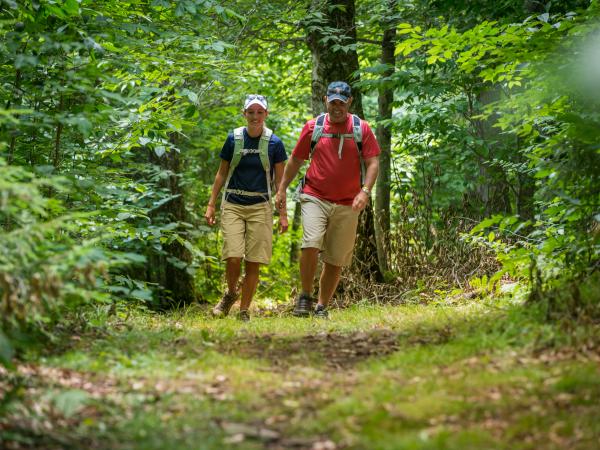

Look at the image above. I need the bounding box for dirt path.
[2,304,599,450]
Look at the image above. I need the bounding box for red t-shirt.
[292,114,380,205]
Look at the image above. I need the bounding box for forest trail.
[2,301,599,450]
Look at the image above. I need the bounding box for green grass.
[2,297,599,449]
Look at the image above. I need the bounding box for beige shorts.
[300,193,360,267]
[221,201,273,264]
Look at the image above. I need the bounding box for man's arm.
[275,155,305,210]
[274,161,288,233]
[351,156,379,212]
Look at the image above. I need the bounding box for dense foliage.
[1,0,598,364]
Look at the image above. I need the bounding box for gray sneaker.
[293,293,313,317]
[211,291,238,317]
[314,304,329,319]
[237,310,250,322]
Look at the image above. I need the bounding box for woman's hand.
[278,211,289,233]
[205,204,217,226]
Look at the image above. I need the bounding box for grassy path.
[2,299,599,449]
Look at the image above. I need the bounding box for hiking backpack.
[310,113,363,157]
[222,126,273,205]
[306,113,365,184]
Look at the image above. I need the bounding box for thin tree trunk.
[53,94,64,169]
[7,69,22,165]
[374,3,397,277]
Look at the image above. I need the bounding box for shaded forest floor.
[1,297,600,449]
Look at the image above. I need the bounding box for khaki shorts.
[300,193,360,267]
[221,201,273,264]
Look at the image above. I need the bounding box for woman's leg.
[240,261,260,311]
[225,257,242,294]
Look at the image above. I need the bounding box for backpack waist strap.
[225,188,269,198]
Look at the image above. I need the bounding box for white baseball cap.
[244,94,268,110]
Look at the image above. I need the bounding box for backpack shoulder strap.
[229,127,245,171]
[310,114,327,157]
[351,114,362,153]
[351,115,366,184]
[258,127,272,172]
[222,127,245,206]
[259,127,273,201]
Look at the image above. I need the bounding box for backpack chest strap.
[320,132,355,159]
[239,148,261,156]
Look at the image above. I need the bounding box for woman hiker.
[204,94,288,321]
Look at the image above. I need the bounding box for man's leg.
[295,194,329,317]
[240,261,260,311]
[300,247,320,295]
[316,203,360,318]
[318,262,342,307]
[293,247,320,316]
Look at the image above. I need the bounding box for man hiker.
[205,94,288,321]
[275,81,380,318]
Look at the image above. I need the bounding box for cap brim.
[327,94,349,103]
[244,99,268,110]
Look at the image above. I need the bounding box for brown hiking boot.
[211,291,238,317]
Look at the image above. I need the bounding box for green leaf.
[117,212,132,220]
[130,289,153,301]
[121,253,147,263]
[64,0,80,16]
[51,390,90,418]
[210,41,225,53]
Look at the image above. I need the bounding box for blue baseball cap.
[326,81,352,102]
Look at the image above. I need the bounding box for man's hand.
[352,190,369,212]
[205,204,217,226]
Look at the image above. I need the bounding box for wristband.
[361,185,371,196]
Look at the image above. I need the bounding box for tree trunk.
[374,3,397,277]
[467,86,511,217]
[305,0,383,282]
[307,0,363,116]
[148,133,196,308]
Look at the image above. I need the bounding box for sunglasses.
[246,94,267,102]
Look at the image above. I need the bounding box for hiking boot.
[314,304,329,319]
[293,293,313,317]
[211,291,238,317]
[237,310,250,322]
